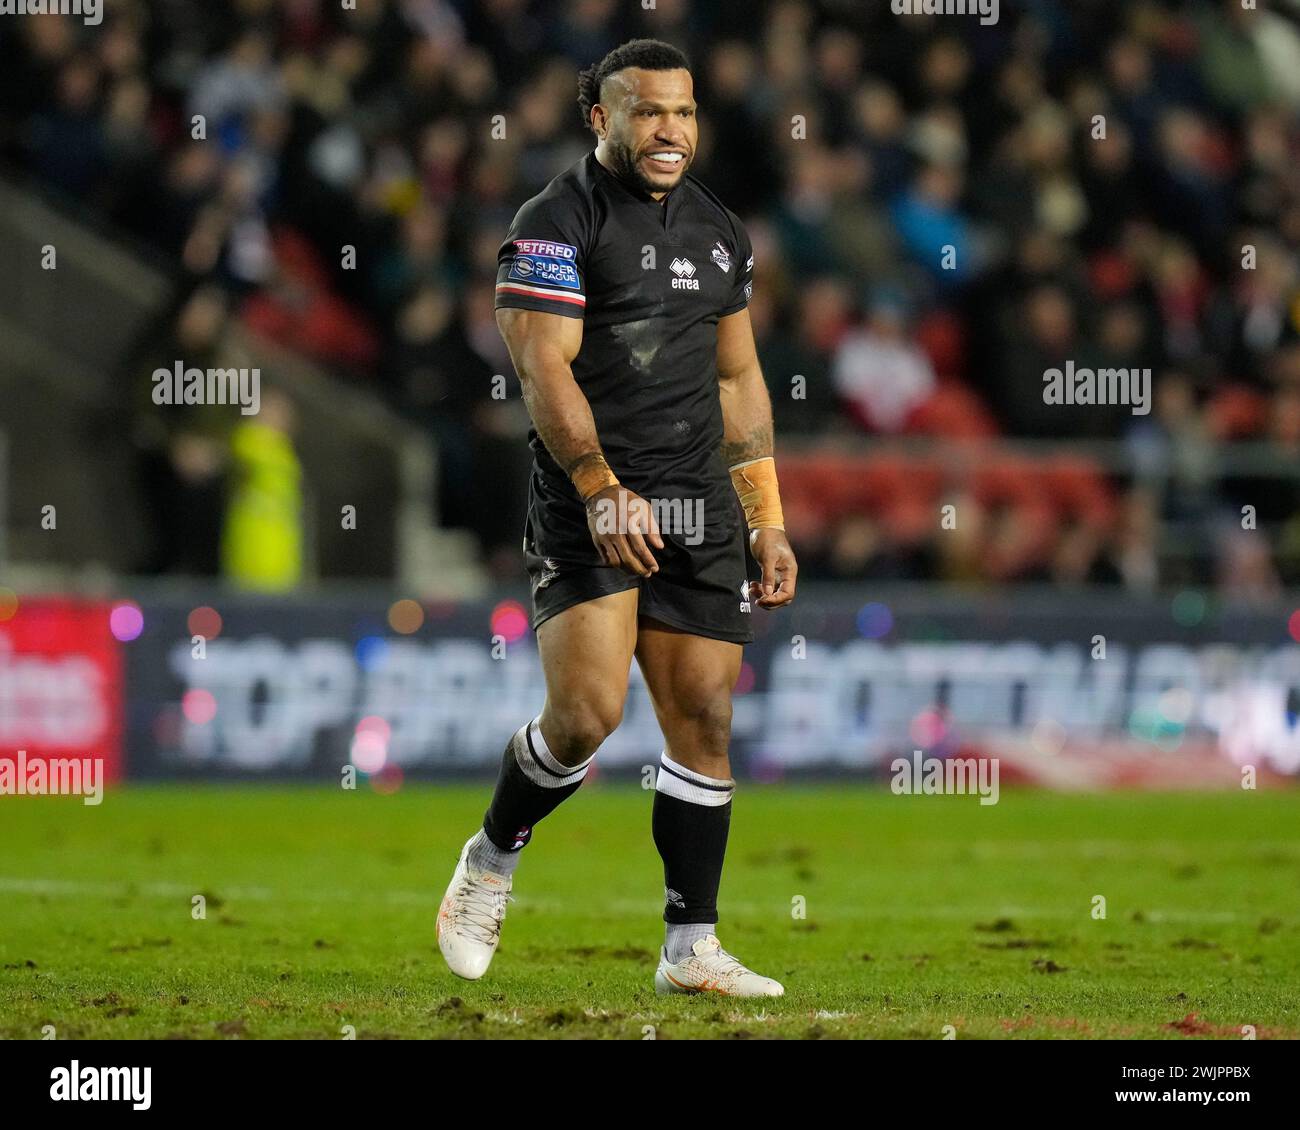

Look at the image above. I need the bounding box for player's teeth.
[650,153,681,162]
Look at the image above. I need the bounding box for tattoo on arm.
[720,422,773,467]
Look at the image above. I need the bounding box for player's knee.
[544,698,624,764]
[669,687,732,749]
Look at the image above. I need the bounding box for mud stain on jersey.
[610,316,665,377]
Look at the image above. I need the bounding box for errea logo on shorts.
[534,557,560,591]
[739,579,751,613]
[670,257,700,290]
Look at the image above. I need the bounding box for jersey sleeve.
[494,193,589,320]
[718,219,754,318]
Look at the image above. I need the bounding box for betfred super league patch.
[507,239,581,290]
[512,239,577,259]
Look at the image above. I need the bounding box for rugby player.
[437,38,797,997]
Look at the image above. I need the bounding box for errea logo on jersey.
[670,257,700,290]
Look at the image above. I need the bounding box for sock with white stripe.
[652,751,733,960]
[477,718,593,876]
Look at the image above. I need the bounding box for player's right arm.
[495,307,663,576]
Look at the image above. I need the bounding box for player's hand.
[585,484,664,577]
[748,528,797,608]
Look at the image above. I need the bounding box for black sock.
[652,751,733,929]
[481,718,593,852]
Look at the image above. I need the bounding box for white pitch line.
[0,879,1272,923]
[0,877,275,900]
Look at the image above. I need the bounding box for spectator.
[7,0,1298,590]
[832,296,937,434]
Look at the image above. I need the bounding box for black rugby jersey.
[494,151,754,509]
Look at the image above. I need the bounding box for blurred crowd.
[3,0,1300,590]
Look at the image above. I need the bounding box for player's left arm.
[717,307,797,609]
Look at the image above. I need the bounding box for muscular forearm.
[514,355,619,499]
[518,363,601,470]
[719,363,785,531]
[718,366,775,466]
[496,307,618,499]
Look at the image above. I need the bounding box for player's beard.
[607,136,690,196]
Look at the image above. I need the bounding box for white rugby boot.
[436,837,514,980]
[654,934,785,997]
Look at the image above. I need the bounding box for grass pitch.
[1,783,1297,1039]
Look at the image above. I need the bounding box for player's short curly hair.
[577,38,691,134]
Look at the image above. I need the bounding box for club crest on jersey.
[508,239,580,290]
[711,241,732,272]
[670,257,699,290]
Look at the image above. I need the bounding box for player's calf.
[480,716,595,870]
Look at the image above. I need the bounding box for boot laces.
[710,945,746,978]
[695,938,746,979]
[449,876,513,946]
